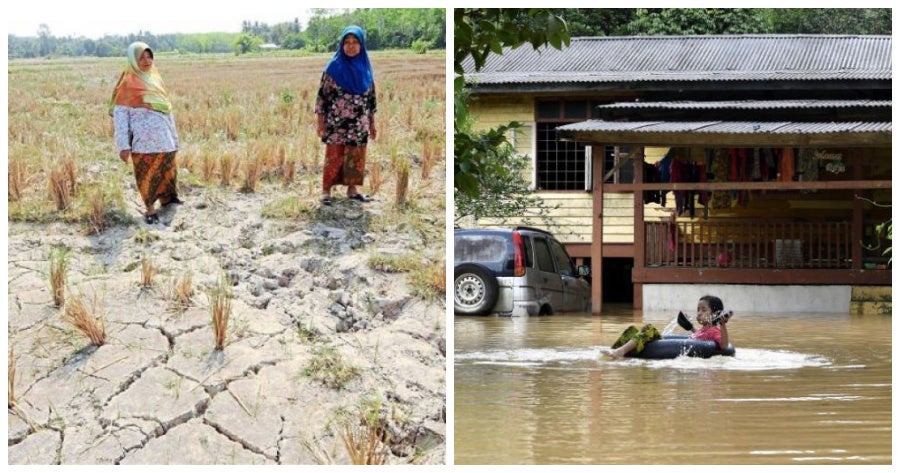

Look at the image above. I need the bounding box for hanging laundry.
[779,147,796,182]
[670,156,688,216]
[762,148,776,180]
[751,148,762,180]
[656,149,674,207]
[709,148,731,209]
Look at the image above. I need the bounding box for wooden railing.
[645,219,852,269]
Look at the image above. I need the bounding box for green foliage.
[553,9,636,36]
[454,144,557,225]
[453,79,525,198]
[411,39,433,54]
[454,9,571,198]
[624,8,768,35]
[765,8,892,34]
[552,8,891,36]
[233,34,263,55]
[281,32,307,50]
[876,220,892,264]
[304,347,360,390]
[454,8,570,75]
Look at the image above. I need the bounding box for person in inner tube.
[606,295,732,358]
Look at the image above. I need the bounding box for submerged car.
[454,227,591,316]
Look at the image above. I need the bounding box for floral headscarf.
[108,41,172,114]
[323,25,374,95]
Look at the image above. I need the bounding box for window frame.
[533,98,617,191]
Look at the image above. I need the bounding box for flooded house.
[460,35,891,313]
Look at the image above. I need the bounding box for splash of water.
[661,314,680,336]
[456,346,832,371]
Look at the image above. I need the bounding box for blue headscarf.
[324,25,374,95]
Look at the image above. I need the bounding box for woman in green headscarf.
[110,41,181,224]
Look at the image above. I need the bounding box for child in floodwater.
[605,295,732,358]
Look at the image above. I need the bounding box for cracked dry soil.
[7,182,446,465]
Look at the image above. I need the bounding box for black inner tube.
[626,335,736,359]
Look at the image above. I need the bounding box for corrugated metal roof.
[597,100,892,110]
[556,120,892,134]
[463,35,892,85]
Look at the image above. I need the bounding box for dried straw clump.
[174,271,194,308]
[425,260,446,295]
[342,420,390,465]
[207,279,232,350]
[8,158,27,202]
[201,151,217,182]
[167,271,194,313]
[220,152,238,188]
[88,187,107,234]
[281,159,296,187]
[240,154,262,193]
[421,139,437,179]
[63,294,107,346]
[368,162,383,196]
[49,246,68,307]
[140,257,156,288]
[48,156,79,211]
[394,161,410,207]
[48,167,73,211]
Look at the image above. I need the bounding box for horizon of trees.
[557,8,890,36]
[8,8,446,59]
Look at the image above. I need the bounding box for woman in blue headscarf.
[315,25,377,205]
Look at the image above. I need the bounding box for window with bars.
[535,99,616,190]
[536,122,588,190]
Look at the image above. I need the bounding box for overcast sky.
[6,0,331,38]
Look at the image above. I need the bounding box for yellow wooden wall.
[465,98,672,245]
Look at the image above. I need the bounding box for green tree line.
[558,8,890,36]
[8,8,445,59]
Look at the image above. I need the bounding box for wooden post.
[851,149,864,270]
[591,145,605,314]
[633,147,645,309]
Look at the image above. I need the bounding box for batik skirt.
[131,151,178,207]
[323,144,366,191]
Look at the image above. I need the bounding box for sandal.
[713,310,733,326]
[320,196,334,206]
[349,193,373,202]
[144,212,159,224]
[677,311,695,332]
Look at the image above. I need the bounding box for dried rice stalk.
[63,293,107,346]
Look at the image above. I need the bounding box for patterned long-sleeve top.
[315,73,377,146]
[113,105,179,154]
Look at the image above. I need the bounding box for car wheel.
[454,264,499,315]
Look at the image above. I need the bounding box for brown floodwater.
[453,306,891,465]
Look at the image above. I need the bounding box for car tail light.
[512,231,525,277]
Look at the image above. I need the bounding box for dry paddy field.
[7,51,447,465]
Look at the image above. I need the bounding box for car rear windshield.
[454,234,509,264]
